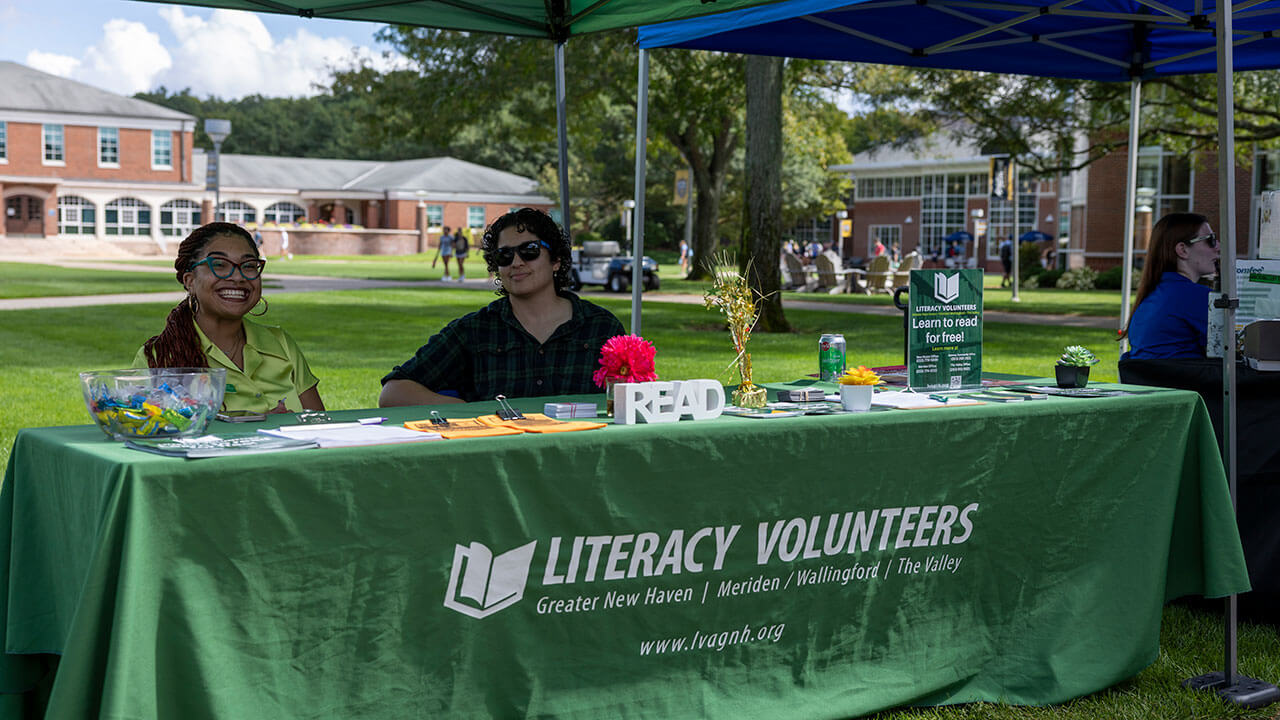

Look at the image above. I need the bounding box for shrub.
[1038,269,1065,288]
[1022,273,1040,289]
[1055,267,1098,291]
[1019,243,1045,282]
[1094,266,1125,290]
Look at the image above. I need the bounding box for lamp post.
[204,119,231,222]
[622,199,636,254]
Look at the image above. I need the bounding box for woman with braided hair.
[133,222,324,414]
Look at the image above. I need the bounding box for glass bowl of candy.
[80,368,227,441]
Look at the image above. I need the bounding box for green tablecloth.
[0,385,1249,719]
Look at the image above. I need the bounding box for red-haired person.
[1121,212,1220,359]
[134,222,324,413]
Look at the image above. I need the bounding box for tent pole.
[1183,0,1277,705]
[630,48,650,335]
[1011,159,1020,302]
[1119,78,1142,347]
[555,41,571,239]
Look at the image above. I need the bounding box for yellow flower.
[838,366,882,386]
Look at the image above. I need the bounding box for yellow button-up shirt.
[134,319,319,413]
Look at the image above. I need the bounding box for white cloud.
[26,50,80,78]
[154,7,397,98]
[20,7,406,100]
[78,19,173,95]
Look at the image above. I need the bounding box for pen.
[928,394,950,403]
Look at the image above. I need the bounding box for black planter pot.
[1055,364,1090,388]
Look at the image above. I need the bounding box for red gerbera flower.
[593,334,658,388]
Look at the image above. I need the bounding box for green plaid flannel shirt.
[382,293,625,402]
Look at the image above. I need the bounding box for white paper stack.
[544,402,599,419]
[259,424,441,448]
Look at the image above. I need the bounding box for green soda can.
[819,333,846,381]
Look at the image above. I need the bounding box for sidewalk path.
[0,258,1117,328]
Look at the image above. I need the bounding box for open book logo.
[443,540,537,619]
[934,273,960,304]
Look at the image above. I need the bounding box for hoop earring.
[250,297,269,317]
[187,294,200,317]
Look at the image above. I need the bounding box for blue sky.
[0,0,404,98]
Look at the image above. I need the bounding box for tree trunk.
[669,117,738,281]
[745,55,790,333]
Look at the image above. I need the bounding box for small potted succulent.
[1055,345,1099,388]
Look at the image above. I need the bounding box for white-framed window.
[855,176,923,200]
[99,127,119,167]
[104,198,152,236]
[868,225,902,258]
[152,130,173,169]
[0,121,7,162]
[58,196,96,235]
[425,204,444,227]
[217,200,256,224]
[1136,146,1192,221]
[467,205,486,228]
[43,124,64,164]
[1259,150,1280,193]
[263,201,305,224]
[920,174,968,257]
[789,217,834,250]
[160,199,201,237]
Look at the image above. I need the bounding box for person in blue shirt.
[1121,212,1220,359]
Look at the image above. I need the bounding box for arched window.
[58,196,95,235]
[105,198,152,236]
[217,200,256,225]
[264,201,305,224]
[160,199,201,237]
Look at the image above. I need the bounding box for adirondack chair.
[892,251,922,288]
[815,250,861,294]
[863,254,893,294]
[782,252,816,291]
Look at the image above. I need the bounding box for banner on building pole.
[673,169,691,206]
[908,269,984,390]
[989,157,1013,202]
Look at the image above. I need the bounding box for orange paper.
[475,413,606,433]
[403,417,524,439]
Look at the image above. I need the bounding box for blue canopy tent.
[639,0,1280,708]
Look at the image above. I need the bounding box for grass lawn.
[0,261,177,298]
[0,283,1276,719]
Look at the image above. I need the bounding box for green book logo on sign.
[908,269,983,390]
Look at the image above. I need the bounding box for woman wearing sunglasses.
[380,208,624,406]
[134,222,325,413]
[1121,212,1220,359]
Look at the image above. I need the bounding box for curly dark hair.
[481,208,573,297]
[141,222,260,368]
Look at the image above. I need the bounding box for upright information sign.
[908,269,984,390]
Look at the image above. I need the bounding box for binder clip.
[495,395,524,420]
[428,411,450,427]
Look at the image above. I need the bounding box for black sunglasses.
[191,256,267,280]
[494,239,551,267]
[1186,233,1219,249]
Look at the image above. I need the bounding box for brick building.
[0,61,552,255]
[832,131,1269,271]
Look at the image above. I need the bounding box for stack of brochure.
[126,434,318,458]
[543,402,598,419]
